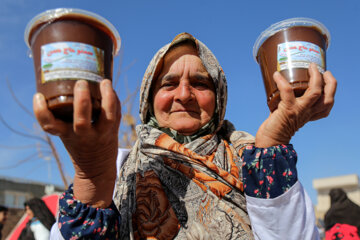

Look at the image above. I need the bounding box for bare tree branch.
[118,77,139,148]
[0,113,47,143]
[0,151,39,169]
[6,77,34,118]
[2,78,69,187]
[113,45,124,88]
[23,161,49,179]
[0,144,38,149]
[44,134,68,188]
[121,83,140,106]
[122,59,137,75]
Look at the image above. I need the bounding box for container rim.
[253,17,330,63]
[24,8,121,56]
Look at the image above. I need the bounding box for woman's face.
[152,44,216,135]
[0,211,7,224]
[25,205,34,219]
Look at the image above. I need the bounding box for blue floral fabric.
[57,144,298,238]
[58,184,121,240]
[242,144,298,199]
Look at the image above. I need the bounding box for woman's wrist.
[73,168,116,208]
[68,143,119,208]
[255,119,293,148]
[255,130,291,148]
[255,135,290,148]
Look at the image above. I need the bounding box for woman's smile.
[152,43,215,135]
[171,108,199,114]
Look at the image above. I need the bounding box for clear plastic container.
[253,18,330,112]
[25,8,121,122]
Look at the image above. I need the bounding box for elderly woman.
[34,33,337,239]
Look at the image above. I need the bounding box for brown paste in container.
[256,26,328,112]
[29,14,114,122]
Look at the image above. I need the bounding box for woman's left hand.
[255,63,337,148]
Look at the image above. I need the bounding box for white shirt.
[30,219,50,240]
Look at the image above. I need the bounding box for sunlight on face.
[25,205,34,219]
[152,44,215,135]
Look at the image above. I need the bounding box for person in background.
[324,188,360,240]
[19,198,55,240]
[317,218,326,239]
[0,205,8,239]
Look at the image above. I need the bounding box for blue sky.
[0,0,359,205]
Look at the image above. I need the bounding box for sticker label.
[41,42,104,83]
[277,41,325,73]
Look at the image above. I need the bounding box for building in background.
[313,174,360,220]
[0,176,64,238]
[0,176,64,209]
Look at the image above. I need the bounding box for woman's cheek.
[197,90,216,113]
[154,90,173,112]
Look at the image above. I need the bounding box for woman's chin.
[171,123,201,136]
[160,115,211,135]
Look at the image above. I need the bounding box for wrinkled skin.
[33,80,121,207]
[33,45,336,207]
[152,44,216,135]
[256,63,337,147]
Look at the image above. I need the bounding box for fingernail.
[104,80,112,88]
[274,71,281,77]
[76,80,88,89]
[35,93,44,103]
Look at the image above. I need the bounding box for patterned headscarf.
[139,32,227,131]
[114,33,255,240]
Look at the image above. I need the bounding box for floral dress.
[55,144,301,240]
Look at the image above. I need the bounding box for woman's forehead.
[166,42,197,55]
[163,44,198,63]
[160,46,207,75]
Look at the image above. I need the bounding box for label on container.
[40,42,104,83]
[277,41,325,73]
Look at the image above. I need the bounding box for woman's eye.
[161,82,176,88]
[193,82,209,88]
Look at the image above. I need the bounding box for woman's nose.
[175,81,193,103]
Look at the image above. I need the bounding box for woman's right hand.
[33,79,121,207]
